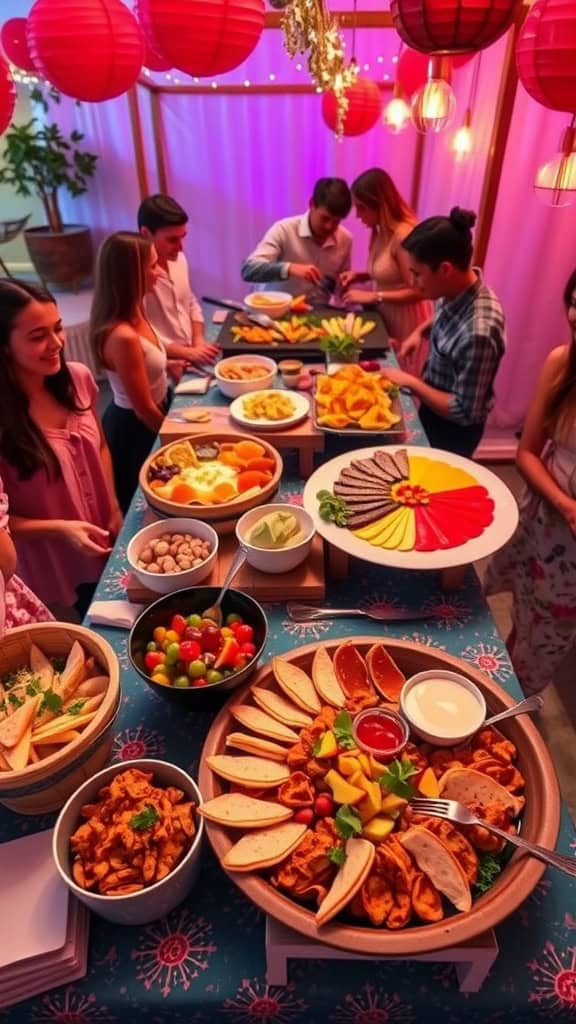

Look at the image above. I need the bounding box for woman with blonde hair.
[91,231,169,513]
[486,269,576,695]
[340,168,432,366]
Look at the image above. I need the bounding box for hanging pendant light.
[411,57,456,133]
[535,119,576,207]
[383,88,411,134]
[451,53,481,160]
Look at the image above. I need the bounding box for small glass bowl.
[352,707,409,762]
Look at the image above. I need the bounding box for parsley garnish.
[334,804,362,840]
[130,806,160,831]
[327,845,347,867]
[39,689,63,715]
[316,489,349,528]
[333,710,356,751]
[26,676,43,697]
[67,700,86,717]
[7,692,24,708]
[474,854,502,895]
[379,759,418,800]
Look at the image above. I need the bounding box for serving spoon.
[202,547,247,627]
[483,694,544,728]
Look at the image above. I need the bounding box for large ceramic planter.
[24,224,93,289]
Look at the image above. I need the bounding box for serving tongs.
[202,296,292,341]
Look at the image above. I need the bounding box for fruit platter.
[303,445,519,570]
[139,433,283,525]
[313,364,406,436]
[198,637,560,955]
[217,306,389,359]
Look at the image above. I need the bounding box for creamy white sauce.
[404,678,483,737]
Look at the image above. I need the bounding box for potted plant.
[0,88,98,289]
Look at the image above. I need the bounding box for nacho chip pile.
[70,768,196,896]
[315,365,401,432]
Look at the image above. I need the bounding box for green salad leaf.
[327,845,347,867]
[334,804,362,840]
[333,710,356,750]
[379,759,418,800]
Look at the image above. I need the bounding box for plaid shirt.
[423,272,506,426]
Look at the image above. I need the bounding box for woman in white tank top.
[90,232,169,512]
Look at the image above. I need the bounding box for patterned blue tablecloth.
[1,330,575,1023]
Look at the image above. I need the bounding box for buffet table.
[1,334,575,1022]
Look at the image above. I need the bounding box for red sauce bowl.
[352,708,409,762]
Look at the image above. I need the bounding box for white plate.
[302,444,519,570]
[229,389,310,431]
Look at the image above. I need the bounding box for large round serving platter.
[199,637,560,956]
[302,445,519,570]
[229,390,310,431]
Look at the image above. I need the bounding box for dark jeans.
[75,581,97,620]
[419,404,484,458]
[103,393,171,514]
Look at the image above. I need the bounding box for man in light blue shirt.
[241,178,353,302]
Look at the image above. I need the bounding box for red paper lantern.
[390,0,518,54]
[322,77,382,136]
[138,0,265,77]
[516,0,576,113]
[0,57,16,136]
[143,39,171,72]
[27,0,144,102]
[1,17,37,72]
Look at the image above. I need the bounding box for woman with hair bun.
[385,206,506,457]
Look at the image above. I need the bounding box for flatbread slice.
[251,687,313,729]
[439,767,523,817]
[272,657,321,714]
[199,793,292,828]
[225,732,288,762]
[29,644,54,690]
[206,754,290,788]
[0,694,41,749]
[399,826,472,912]
[230,706,299,744]
[311,647,346,707]
[316,838,375,926]
[223,822,307,872]
[5,722,33,771]
[76,676,109,698]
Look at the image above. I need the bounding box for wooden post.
[410,132,426,213]
[150,89,168,194]
[127,86,149,200]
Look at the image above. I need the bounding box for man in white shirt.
[241,178,353,302]
[138,194,219,365]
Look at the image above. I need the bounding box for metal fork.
[410,798,576,877]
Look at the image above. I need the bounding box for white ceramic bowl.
[127,518,218,595]
[214,355,277,399]
[244,291,292,318]
[53,759,204,925]
[236,503,315,574]
[400,669,487,747]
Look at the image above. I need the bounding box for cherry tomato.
[239,641,257,657]
[314,794,335,818]
[235,624,254,644]
[191,677,208,687]
[171,614,187,636]
[179,640,202,663]
[144,651,165,672]
[293,808,314,826]
[232,654,247,670]
[183,626,202,643]
[201,625,222,653]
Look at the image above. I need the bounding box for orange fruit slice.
[213,481,237,502]
[366,643,405,701]
[170,483,197,503]
[234,440,266,461]
[333,643,375,702]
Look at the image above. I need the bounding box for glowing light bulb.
[535,124,576,207]
[383,95,411,134]
[411,79,456,133]
[452,110,473,160]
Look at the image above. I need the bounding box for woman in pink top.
[0,280,122,616]
[0,473,52,632]
[340,168,432,374]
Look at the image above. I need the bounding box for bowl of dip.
[400,670,486,747]
[352,708,409,761]
[236,503,315,574]
[278,359,304,388]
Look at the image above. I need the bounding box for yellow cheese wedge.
[408,456,478,494]
[353,506,405,541]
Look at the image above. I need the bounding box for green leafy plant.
[0,87,98,233]
[319,333,363,360]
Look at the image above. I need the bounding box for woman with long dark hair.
[340,168,432,362]
[486,269,576,695]
[0,280,121,616]
[90,231,169,513]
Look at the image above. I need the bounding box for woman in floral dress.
[485,270,576,695]
[0,473,52,632]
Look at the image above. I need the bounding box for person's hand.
[383,367,417,390]
[343,287,374,305]
[398,326,425,361]
[167,358,186,383]
[61,521,112,556]
[289,263,322,284]
[559,498,576,535]
[107,505,123,541]
[339,270,358,289]
[191,341,220,365]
